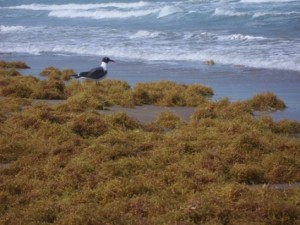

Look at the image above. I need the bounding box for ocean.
[0,0,300,120]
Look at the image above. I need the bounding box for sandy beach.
[99,105,195,123]
[28,98,195,123]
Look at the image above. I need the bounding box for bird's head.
[102,57,115,63]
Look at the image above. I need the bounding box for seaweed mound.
[0,62,299,225]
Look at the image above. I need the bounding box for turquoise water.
[1,0,300,120]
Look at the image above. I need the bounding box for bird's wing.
[85,67,107,79]
[79,72,89,77]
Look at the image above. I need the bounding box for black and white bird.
[71,57,114,84]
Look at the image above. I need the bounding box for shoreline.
[1,53,300,121]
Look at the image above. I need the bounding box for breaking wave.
[6,1,185,20]
[218,33,268,41]
[214,8,249,17]
[213,7,300,19]
[157,6,183,18]
[2,42,300,72]
[7,2,149,11]
[1,27,299,72]
[48,6,183,20]
[252,11,300,18]
[0,25,26,33]
[48,9,157,19]
[129,30,166,39]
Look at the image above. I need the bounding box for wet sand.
[29,99,196,123]
[98,105,196,123]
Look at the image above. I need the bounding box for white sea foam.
[157,6,183,18]
[1,25,297,72]
[48,9,157,19]
[2,39,300,72]
[252,11,300,18]
[218,34,268,41]
[213,7,299,19]
[48,5,183,20]
[7,2,149,11]
[8,2,185,20]
[0,25,26,33]
[130,30,164,39]
[214,8,248,17]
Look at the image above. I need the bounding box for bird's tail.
[70,73,80,79]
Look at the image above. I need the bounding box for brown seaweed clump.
[0,60,30,69]
[40,66,75,81]
[0,75,66,99]
[0,60,30,78]
[133,81,213,106]
[247,92,286,111]
[0,63,69,99]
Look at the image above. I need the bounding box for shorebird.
[71,57,114,84]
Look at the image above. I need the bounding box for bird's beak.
[109,59,115,62]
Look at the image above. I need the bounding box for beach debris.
[234,64,245,68]
[203,59,215,65]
